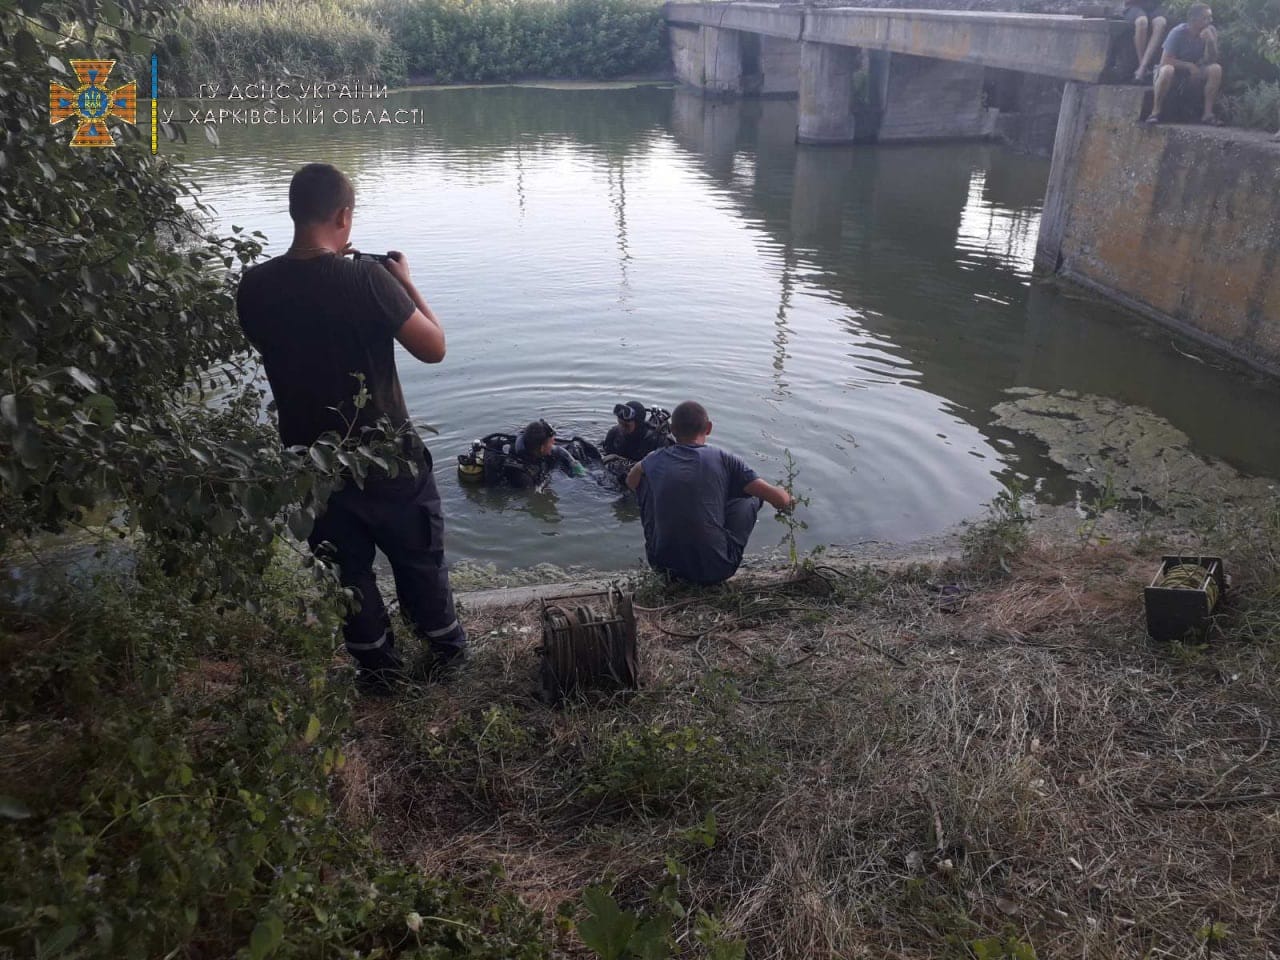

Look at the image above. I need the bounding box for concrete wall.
[670,23,745,95]
[874,54,994,142]
[759,35,801,96]
[1038,84,1280,372]
[797,41,859,144]
[670,24,705,89]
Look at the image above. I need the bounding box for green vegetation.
[3,0,536,953]
[168,0,408,96]
[2,0,418,602]
[961,475,1031,576]
[0,560,547,958]
[370,0,666,84]
[169,0,666,95]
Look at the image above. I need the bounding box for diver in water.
[601,401,671,487]
[515,419,588,481]
[603,401,667,462]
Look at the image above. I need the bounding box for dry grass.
[339,537,1280,959]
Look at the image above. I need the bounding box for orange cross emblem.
[49,60,136,147]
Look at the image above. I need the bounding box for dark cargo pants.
[308,466,466,672]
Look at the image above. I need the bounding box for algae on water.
[991,389,1276,514]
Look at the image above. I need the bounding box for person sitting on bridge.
[514,419,588,482]
[1147,3,1222,126]
[1123,0,1167,83]
[626,400,794,586]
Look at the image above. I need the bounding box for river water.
[180,84,1280,570]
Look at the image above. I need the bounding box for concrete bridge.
[662,2,1280,378]
[664,1,1119,145]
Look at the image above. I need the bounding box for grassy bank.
[344,507,1280,958]
[167,0,667,96]
[6,493,1277,957]
[0,553,547,958]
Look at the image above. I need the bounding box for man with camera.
[236,162,466,695]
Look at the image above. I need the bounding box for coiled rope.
[1158,563,1220,611]
[540,591,637,703]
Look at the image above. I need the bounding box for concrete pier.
[797,41,859,144]
[1038,85,1280,373]
[669,23,746,96]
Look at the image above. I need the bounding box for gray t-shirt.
[636,443,759,583]
[1163,23,1206,64]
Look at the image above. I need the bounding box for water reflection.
[179,84,1280,569]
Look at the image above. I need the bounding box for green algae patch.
[991,389,1277,513]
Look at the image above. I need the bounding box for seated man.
[1148,3,1222,125]
[603,400,667,462]
[513,419,587,485]
[1123,0,1167,82]
[626,400,794,586]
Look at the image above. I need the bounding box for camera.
[352,251,391,264]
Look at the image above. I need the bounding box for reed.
[367,0,666,84]
[169,0,406,96]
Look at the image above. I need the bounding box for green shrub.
[961,477,1031,577]
[0,561,549,959]
[367,0,666,83]
[1224,79,1280,129]
[169,0,407,96]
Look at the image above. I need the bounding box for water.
[179,84,1280,570]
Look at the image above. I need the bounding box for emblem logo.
[50,60,136,147]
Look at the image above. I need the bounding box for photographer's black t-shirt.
[236,253,423,484]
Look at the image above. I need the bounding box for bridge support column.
[797,41,858,144]
[670,23,744,95]
[702,26,744,95]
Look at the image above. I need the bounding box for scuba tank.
[457,440,486,483]
[645,407,673,446]
[457,433,532,486]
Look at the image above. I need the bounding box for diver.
[601,401,672,487]
[603,401,669,462]
[457,418,598,488]
[515,419,588,481]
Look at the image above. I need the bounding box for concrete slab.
[665,2,805,41]
[663,3,1118,82]
[805,7,1115,82]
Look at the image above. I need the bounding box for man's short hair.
[671,401,710,442]
[524,419,555,451]
[1187,3,1210,20]
[288,162,355,225]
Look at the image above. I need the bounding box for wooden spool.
[539,585,638,704]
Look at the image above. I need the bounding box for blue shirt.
[636,443,759,584]
[1163,23,1206,64]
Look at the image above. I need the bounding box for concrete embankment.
[1037,85,1280,374]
